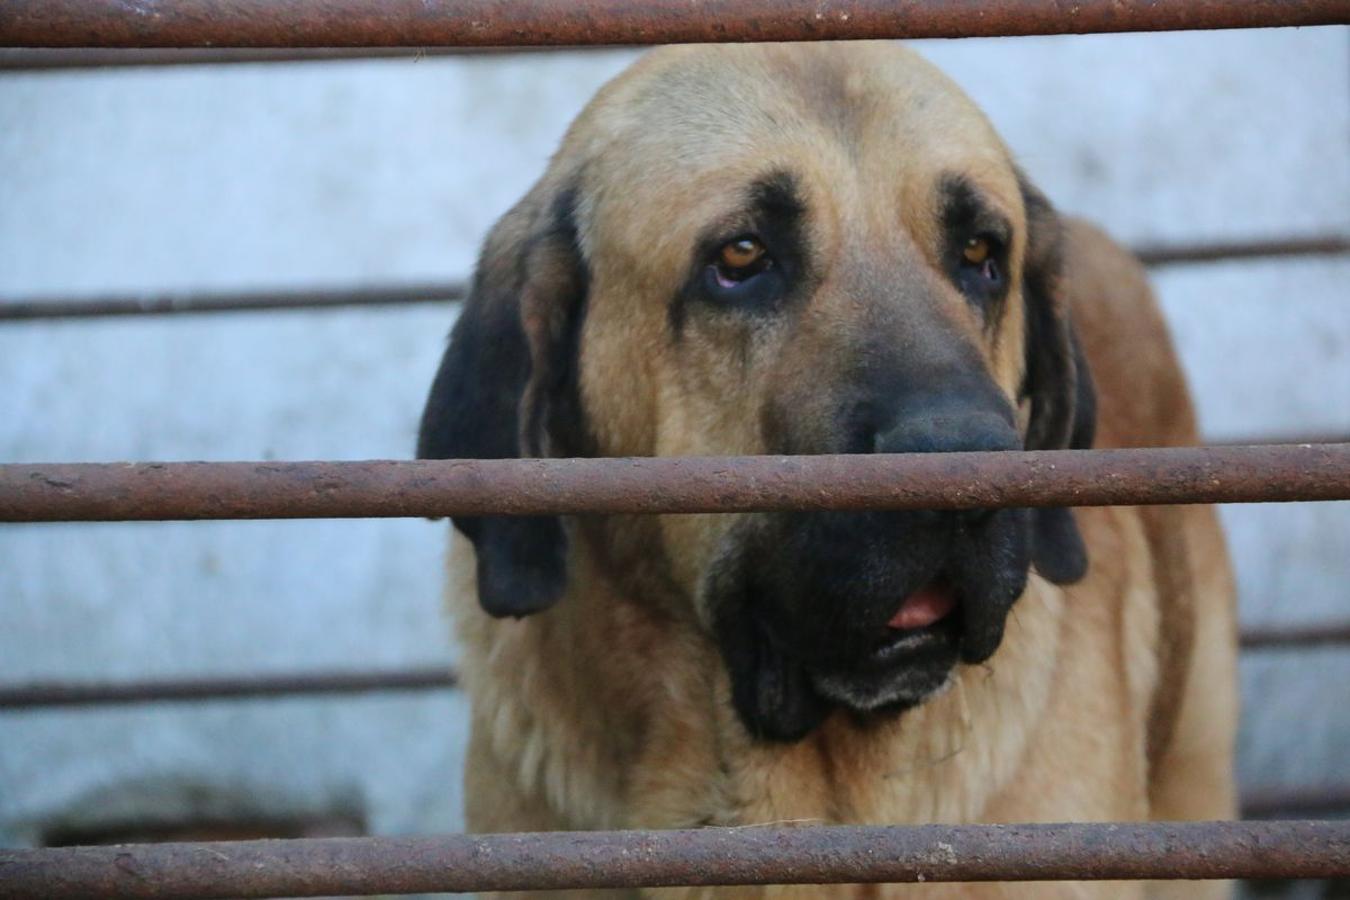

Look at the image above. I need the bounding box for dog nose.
[873,408,1019,526]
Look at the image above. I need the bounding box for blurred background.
[1,25,1347,897]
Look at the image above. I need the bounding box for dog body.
[421,43,1238,899]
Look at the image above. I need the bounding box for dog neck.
[449,533,1069,831]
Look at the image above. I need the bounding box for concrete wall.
[2,27,1347,864]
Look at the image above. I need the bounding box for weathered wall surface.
[2,27,1347,861]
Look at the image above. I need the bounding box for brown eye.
[962,236,990,265]
[720,237,766,271]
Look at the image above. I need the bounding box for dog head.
[419,43,1096,741]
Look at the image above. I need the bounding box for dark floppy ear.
[416,180,589,618]
[1018,174,1097,586]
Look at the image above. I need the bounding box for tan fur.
[443,43,1238,899]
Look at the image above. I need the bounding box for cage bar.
[0,667,459,710]
[1242,787,1350,820]
[1239,622,1350,650]
[1,0,1347,50]
[0,282,466,321]
[1132,235,1350,267]
[2,236,1345,321]
[0,46,537,69]
[4,618,1348,711]
[1,820,1347,899]
[2,444,1349,523]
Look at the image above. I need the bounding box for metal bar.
[1243,788,1350,819]
[1209,432,1350,447]
[0,667,458,710]
[4,34,1350,73]
[1133,235,1350,267]
[2,1,1346,50]
[3,616,1348,711]
[6,618,1350,710]
[0,46,547,69]
[2,236,1344,322]
[2,445,1349,524]
[1240,622,1350,650]
[0,283,466,321]
[2,821,1346,898]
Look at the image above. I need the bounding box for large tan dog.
[418,42,1238,899]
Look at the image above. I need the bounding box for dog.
[418,42,1238,899]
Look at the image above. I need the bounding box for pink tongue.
[888,585,957,630]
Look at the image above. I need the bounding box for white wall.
[2,28,1347,854]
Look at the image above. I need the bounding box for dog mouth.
[887,581,958,631]
[807,580,964,714]
[709,509,1032,741]
[872,581,961,660]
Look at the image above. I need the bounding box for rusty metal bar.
[2,445,1349,523]
[0,667,458,710]
[1240,622,1350,650]
[2,1,1346,50]
[5,617,1349,711]
[0,282,466,321]
[2,821,1347,898]
[1243,787,1350,819]
[2,236,1344,322]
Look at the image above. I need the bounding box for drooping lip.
[887,582,958,631]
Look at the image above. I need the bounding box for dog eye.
[959,234,1001,287]
[962,236,990,265]
[713,236,772,284]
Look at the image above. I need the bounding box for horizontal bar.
[0,46,542,69]
[0,667,458,710]
[1240,622,1350,650]
[3,236,1345,321]
[1243,787,1350,819]
[0,282,466,321]
[2,674,1345,819]
[2,445,1349,523]
[6,618,1349,710]
[1,1,1346,50]
[2,821,1346,898]
[1132,235,1350,267]
[1209,431,1350,447]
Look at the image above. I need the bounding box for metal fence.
[2,0,1349,896]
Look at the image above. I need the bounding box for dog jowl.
[419,43,1096,743]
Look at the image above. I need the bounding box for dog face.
[419,43,1096,741]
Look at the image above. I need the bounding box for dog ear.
[417,179,590,618]
[1018,174,1097,586]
